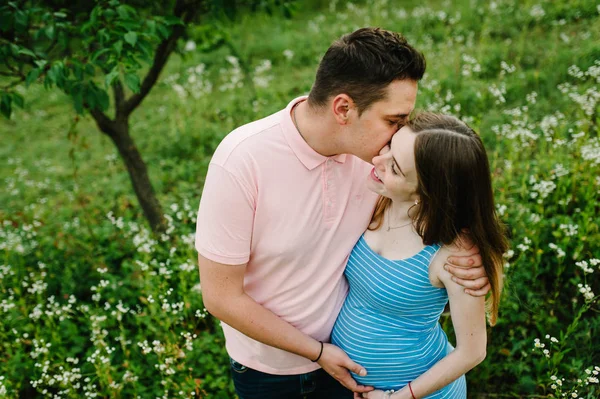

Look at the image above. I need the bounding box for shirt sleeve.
[195,163,256,265]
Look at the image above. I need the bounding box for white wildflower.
[530,4,545,20]
[184,40,196,52]
[283,49,294,60]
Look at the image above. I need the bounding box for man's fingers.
[348,361,367,377]
[447,253,482,267]
[352,384,374,394]
[451,276,489,290]
[465,282,491,297]
[445,263,486,280]
[338,375,372,393]
[337,371,372,394]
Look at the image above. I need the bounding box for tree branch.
[122,0,198,116]
[89,107,116,137]
[113,79,126,121]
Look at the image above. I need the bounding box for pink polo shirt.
[195,97,378,375]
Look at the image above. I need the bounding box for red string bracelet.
[408,381,416,399]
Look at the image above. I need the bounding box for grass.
[1,0,599,397]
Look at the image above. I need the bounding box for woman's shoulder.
[429,245,452,288]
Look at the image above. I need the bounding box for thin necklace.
[386,202,418,231]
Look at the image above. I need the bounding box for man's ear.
[331,94,354,125]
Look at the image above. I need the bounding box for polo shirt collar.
[281,96,347,170]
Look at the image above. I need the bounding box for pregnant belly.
[331,316,448,390]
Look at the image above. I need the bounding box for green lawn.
[1,0,599,397]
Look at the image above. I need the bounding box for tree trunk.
[83,0,198,234]
[111,122,166,234]
[92,111,166,234]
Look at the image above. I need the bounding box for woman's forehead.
[390,127,417,169]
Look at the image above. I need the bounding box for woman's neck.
[387,199,419,226]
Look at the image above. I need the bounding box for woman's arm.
[390,267,487,399]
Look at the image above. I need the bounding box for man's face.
[347,79,418,163]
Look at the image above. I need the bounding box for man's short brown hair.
[308,28,426,115]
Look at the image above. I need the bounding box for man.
[196,28,489,398]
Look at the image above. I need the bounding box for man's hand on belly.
[318,343,374,394]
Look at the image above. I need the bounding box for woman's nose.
[372,144,390,165]
[379,143,390,156]
[372,155,386,170]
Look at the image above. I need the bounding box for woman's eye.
[391,163,398,174]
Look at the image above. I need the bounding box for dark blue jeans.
[229,358,353,399]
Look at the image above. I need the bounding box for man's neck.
[293,100,343,157]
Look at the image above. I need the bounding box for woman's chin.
[366,178,382,194]
[367,182,393,201]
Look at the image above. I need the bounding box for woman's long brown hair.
[369,112,508,325]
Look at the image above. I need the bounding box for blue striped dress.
[331,235,466,398]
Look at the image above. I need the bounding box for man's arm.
[199,254,372,393]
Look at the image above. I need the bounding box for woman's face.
[367,125,419,202]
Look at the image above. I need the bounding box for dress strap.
[421,243,442,264]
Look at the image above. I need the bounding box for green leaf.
[45,24,55,40]
[71,61,84,80]
[97,88,109,110]
[14,10,27,31]
[103,9,116,19]
[91,47,112,63]
[83,85,96,110]
[124,73,140,93]
[146,20,156,35]
[46,63,66,87]
[114,40,123,56]
[53,11,67,18]
[124,31,137,47]
[11,92,24,108]
[105,68,120,88]
[90,6,100,25]
[137,41,153,60]
[164,16,182,26]
[9,43,20,56]
[0,93,12,118]
[116,20,140,31]
[116,5,129,19]
[156,23,170,40]
[25,68,42,86]
[18,47,36,58]
[34,60,47,69]
[84,64,95,76]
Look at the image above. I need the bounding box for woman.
[331,113,508,399]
